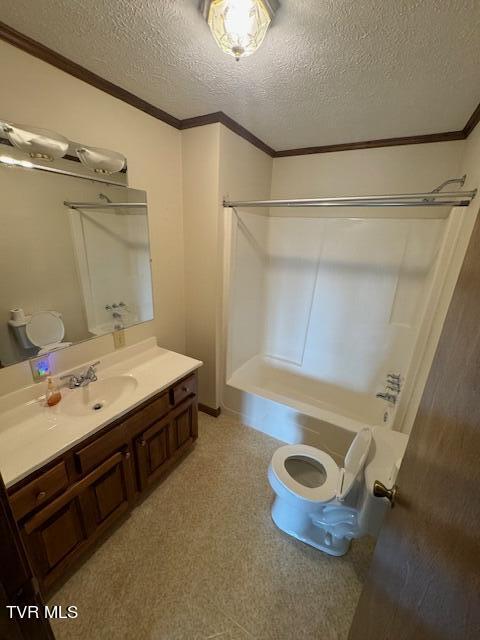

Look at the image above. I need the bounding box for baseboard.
[198,403,222,418]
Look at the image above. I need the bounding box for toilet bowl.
[268,427,407,556]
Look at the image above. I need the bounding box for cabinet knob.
[140,440,147,447]
[124,451,131,460]
[36,491,47,502]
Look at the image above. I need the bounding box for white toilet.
[9,310,72,355]
[268,426,407,556]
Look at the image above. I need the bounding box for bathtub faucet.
[386,373,402,392]
[376,392,398,405]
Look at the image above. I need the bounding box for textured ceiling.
[1,0,480,150]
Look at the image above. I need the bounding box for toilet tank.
[357,427,409,537]
[9,321,32,350]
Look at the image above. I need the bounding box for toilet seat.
[26,311,71,355]
[270,444,341,503]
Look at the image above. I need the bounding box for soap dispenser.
[46,377,62,407]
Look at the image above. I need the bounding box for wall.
[271,142,465,198]
[182,124,272,408]
[218,127,273,401]
[0,40,185,395]
[182,124,221,408]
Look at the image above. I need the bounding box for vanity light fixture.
[76,145,126,174]
[2,123,69,161]
[0,155,34,169]
[200,0,279,61]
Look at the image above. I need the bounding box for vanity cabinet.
[8,371,198,595]
[135,395,198,491]
[21,450,133,590]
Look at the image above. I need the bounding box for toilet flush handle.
[373,480,398,508]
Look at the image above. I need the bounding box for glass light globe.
[207,0,272,60]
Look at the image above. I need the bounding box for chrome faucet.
[376,391,398,405]
[386,382,401,393]
[376,372,402,404]
[60,361,100,389]
[387,373,401,383]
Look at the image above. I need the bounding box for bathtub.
[225,355,397,463]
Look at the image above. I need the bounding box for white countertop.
[0,339,202,488]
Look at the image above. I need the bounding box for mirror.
[0,144,154,368]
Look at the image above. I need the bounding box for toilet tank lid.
[339,428,372,500]
[26,311,64,347]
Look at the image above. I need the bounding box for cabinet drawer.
[75,424,126,475]
[124,392,170,437]
[10,462,69,521]
[171,374,197,406]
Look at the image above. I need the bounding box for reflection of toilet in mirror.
[8,310,72,355]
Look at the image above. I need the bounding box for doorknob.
[373,480,398,508]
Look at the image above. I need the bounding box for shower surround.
[223,208,449,460]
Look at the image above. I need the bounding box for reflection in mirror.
[0,154,154,368]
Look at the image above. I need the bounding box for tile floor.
[49,413,374,640]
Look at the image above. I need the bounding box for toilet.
[268,426,407,556]
[9,310,72,355]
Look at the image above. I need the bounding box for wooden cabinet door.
[0,473,54,639]
[22,488,88,591]
[81,450,134,535]
[22,451,133,591]
[135,414,172,491]
[170,399,198,451]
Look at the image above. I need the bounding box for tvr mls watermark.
[6,605,78,619]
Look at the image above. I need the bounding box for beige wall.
[217,127,273,405]
[182,124,273,408]
[182,124,221,407]
[0,40,185,394]
[271,141,465,198]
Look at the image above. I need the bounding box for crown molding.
[0,20,478,159]
[0,21,181,129]
[464,101,480,137]
[180,111,276,156]
[274,130,467,157]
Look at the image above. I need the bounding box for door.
[170,399,198,451]
[22,484,90,592]
[135,414,172,490]
[0,472,54,639]
[81,450,134,533]
[348,213,480,639]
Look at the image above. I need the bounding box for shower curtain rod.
[223,189,477,209]
[64,201,146,210]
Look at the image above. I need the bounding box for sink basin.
[60,375,138,417]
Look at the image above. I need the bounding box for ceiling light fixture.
[200,0,279,61]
